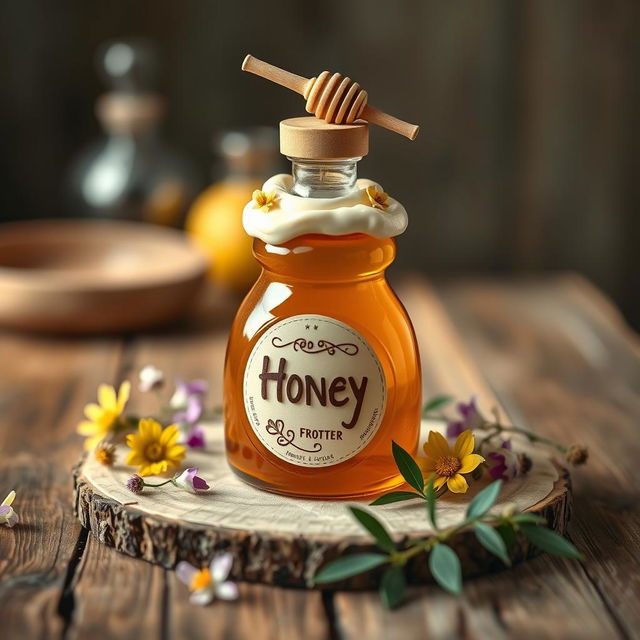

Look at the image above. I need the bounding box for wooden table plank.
[61,326,232,640]
[167,578,331,640]
[61,307,332,640]
[0,333,123,639]
[1,275,638,640]
[67,537,165,640]
[335,555,621,640]
[437,274,640,638]
[332,276,636,640]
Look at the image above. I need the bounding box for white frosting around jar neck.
[242,174,408,245]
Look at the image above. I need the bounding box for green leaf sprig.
[315,443,583,609]
[422,394,455,417]
[369,441,445,507]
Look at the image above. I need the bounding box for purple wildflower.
[174,467,210,492]
[446,394,485,440]
[483,439,526,481]
[0,491,18,528]
[126,474,144,494]
[170,379,208,410]
[174,394,204,426]
[171,379,208,449]
[186,424,206,449]
[0,505,18,528]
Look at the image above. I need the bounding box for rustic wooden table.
[1,274,638,640]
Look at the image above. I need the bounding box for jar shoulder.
[227,274,419,357]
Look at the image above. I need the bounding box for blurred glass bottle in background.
[185,128,279,292]
[67,39,199,226]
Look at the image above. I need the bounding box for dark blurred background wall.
[1,0,638,325]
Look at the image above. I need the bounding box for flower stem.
[476,426,501,450]
[422,411,449,422]
[393,515,499,566]
[117,415,140,432]
[422,399,570,455]
[154,389,166,412]
[142,478,175,488]
[476,423,567,453]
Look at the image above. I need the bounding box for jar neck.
[288,157,360,198]
[253,235,396,283]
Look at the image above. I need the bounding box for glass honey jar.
[223,118,421,499]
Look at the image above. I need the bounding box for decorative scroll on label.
[271,337,359,356]
[243,315,386,467]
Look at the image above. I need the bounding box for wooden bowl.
[0,220,208,333]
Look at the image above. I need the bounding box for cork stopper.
[242,54,420,141]
[280,117,368,159]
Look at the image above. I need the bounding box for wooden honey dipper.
[242,54,420,141]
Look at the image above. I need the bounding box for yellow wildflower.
[125,418,186,477]
[252,189,278,212]
[365,185,389,210]
[95,442,116,466]
[418,430,484,494]
[191,568,212,591]
[77,381,131,451]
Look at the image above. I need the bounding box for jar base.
[228,463,408,501]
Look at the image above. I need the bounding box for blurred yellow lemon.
[185,180,260,292]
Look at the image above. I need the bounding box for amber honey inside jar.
[223,119,421,499]
[224,233,421,499]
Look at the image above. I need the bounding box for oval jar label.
[243,314,386,467]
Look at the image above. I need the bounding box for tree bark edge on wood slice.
[72,460,571,589]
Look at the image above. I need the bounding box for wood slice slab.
[73,420,570,589]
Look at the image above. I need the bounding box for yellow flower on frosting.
[365,185,389,210]
[417,430,484,494]
[252,189,278,212]
[77,381,131,451]
[125,418,186,477]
